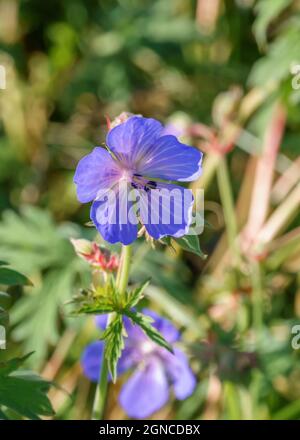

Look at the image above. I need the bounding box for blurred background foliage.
[0,0,300,420]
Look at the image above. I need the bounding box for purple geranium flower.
[74,116,203,245]
[81,309,196,419]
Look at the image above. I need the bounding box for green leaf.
[0,207,88,367]
[253,0,292,48]
[101,314,125,382]
[0,353,54,419]
[174,234,207,258]
[0,206,78,274]
[249,18,300,87]
[71,293,115,315]
[0,291,11,309]
[70,282,118,316]
[123,310,173,354]
[75,304,115,315]
[11,269,76,367]
[0,307,9,327]
[0,267,32,286]
[0,352,33,376]
[125,279,150,308]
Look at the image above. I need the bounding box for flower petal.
[74,147,121,203]
[90,182,138,245]
[139,183,194,240]
[138,135,203,182]
[142,309,180,343]
[106,116,163,168]
[81,341,104,382]
[95,315,108,330]
[119,359,169,419]
[164,348,196,400]
[117,317,148,372]
[81,340,133,381]
[116,347,138,374]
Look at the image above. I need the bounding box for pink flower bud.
[70,239,119,272]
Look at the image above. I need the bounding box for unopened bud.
[70,239,119,272]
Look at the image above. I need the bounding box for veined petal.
[119,359,169,419]
[90,182,138,245]
[138,135,203,182]
[74,147,121,203]
[106,116,163,168]
[163,348,196,400]
[139,183,194,240]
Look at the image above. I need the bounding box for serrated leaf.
[0,353,54,419]
[174,234,206,258]
[0,207,71,274]
[70,282,119,316]
[11,269,75,367]
[253,0,292,48]
[0,208,88,367]
[71,294,115,315]
[125,279,150,308]
[0,352,33,376]
[73,305,114,315]
[124,310,173,354]
[101,314,125,382]
[0,267,32,286]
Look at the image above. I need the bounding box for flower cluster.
[81,310,196,419]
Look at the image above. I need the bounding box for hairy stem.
[91,356,108,420]
[117,244,133,295]
[91,244,132,419]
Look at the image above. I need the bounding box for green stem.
[217,156,240,262]
[91,244,132,420]
[117,244,132,295]
[91,356,108,420]
[251,261,263,341]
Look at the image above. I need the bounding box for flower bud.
[70,238,119,272]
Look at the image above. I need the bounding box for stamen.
[147,181,157,189]
[132,174,158,192]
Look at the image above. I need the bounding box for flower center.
[140,339,156,355]
[131,173,157,192]
[120,168,133,182]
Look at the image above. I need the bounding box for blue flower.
[74,116,203,245]
[81,309,196,419]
